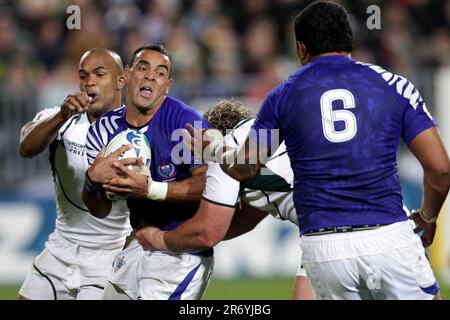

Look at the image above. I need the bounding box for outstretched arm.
[20,93,90,158]
[409,126,450,247]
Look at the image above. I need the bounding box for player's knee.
[17,294,31,300]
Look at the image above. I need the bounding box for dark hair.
[294,1,353,56]
[129,43,174,78]
[204,99,254,135]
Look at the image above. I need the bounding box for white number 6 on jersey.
[320,89,357,143]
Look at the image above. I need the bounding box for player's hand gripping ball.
[104,129,152,201]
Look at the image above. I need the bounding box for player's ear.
[165,78,173,95]
[296,41,308,65]
[117,74,125,91]
[124,65,131,82]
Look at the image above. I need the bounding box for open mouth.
[86,93,98,103]
[139,86,153,98]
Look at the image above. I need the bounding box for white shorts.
[301,221,438,300]
[19,231,124,300]
[296,240,306,277]
[107,234,214,300]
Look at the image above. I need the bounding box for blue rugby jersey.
[252,55,437,234]
[86,96,208,230]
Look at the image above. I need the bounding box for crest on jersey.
[113,255,126,273]
[157,160,176,180]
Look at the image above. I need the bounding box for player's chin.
[88,101,109,114]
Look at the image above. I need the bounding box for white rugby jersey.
[202,119,298,226]
[32,107,131,248]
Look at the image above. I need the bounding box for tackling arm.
[136,198,236,252]
[223,201,269,240]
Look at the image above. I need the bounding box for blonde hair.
[204,99,254,135]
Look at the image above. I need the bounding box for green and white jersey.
[202,119,298,226]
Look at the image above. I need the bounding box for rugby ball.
[105,129,152,201]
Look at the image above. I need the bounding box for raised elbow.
[197,223,227,248]
[425,161,450,191]
[19,143,35,158]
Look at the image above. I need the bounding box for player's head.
[79,48,125,118]
[204,99,254,135]
[294,1,353,65]
[125,43,173,112]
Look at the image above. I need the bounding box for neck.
[87,97,121,124]
[126,103,162,127]
[309,51,351,63]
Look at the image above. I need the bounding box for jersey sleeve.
[202,163,239,208]
[31,106,61,122]
[25,106,62,140]
[392,78,437,145]
[85,119,107,166]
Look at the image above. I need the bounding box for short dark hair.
[129,43,174,78]
[294,1,353,56]
[204,99,254,135]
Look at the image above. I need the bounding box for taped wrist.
[418,209,437,224]
[147,177,168,201]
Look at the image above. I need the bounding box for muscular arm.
[137,199,236,253]
[103,164,207,203]
[19,111,66,158]
[409,127,450,246]
[82,186,112,219]
[165,165,207,202]
[409,127,450,219]
[223,201,269,240]
[20,93,90,158]
[220,137,266,182]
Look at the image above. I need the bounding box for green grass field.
[1,277,449,300]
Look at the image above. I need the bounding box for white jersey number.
[320,89,357,143]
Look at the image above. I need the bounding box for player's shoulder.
[90,105,125,131]
[165,96,200,115]
[99,105,126,120]
[164,96,204,126]
[59,111,87,136]
[354,60,410,89]
[355,60,423,107]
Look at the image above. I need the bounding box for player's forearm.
[421,169,450,220]
[82,189,112,218]
[164,220,223,253]
[82,171,113,218]
[19,111,66,158]
[157,167,206,203]
[219,137,266,182]
[223,202,267,240]
[164,175,205,202]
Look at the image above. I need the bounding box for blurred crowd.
[0,0,449,111]
[0,0,448,190]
